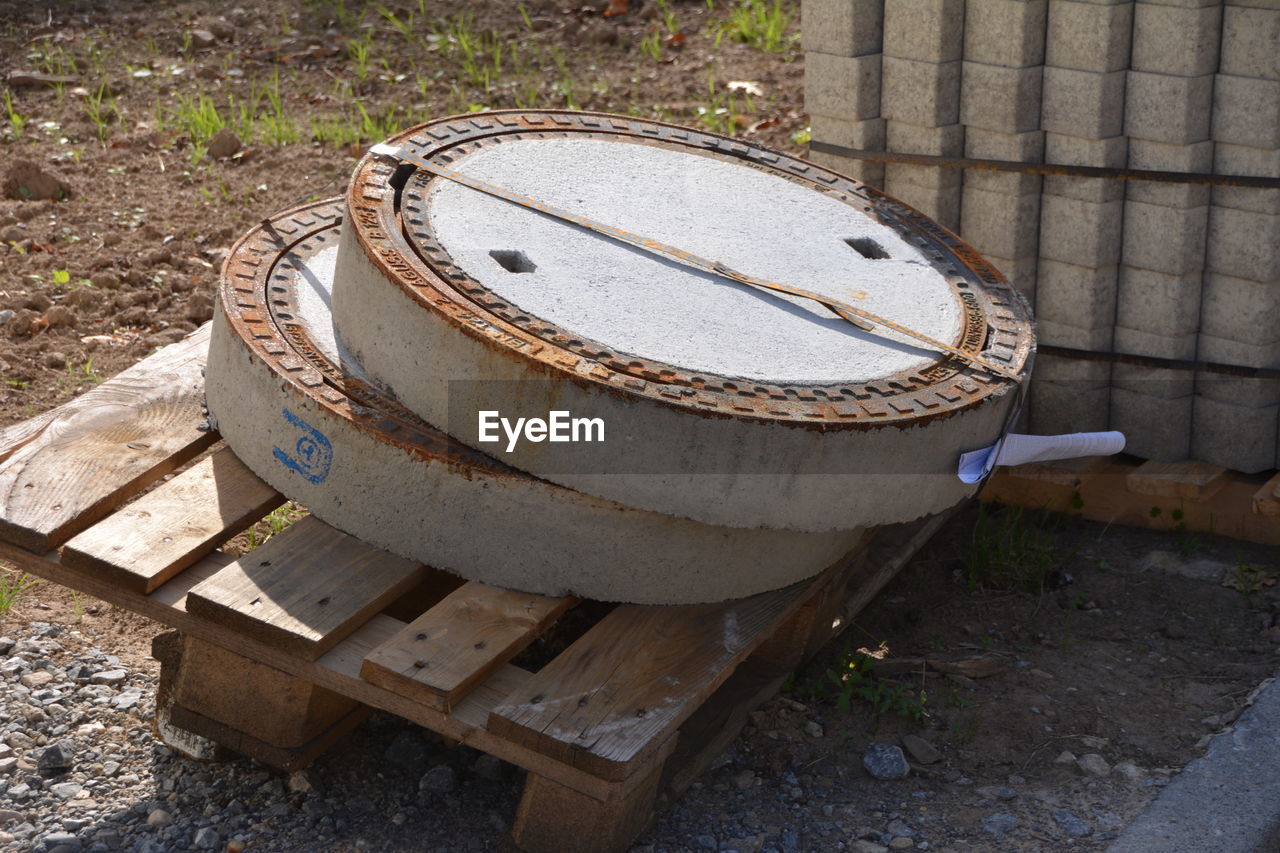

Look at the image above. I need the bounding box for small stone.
[19,671,53,689]
[49,781,82,799]
[287,769,319,793]
[205,128,241,160]
[863,744,910,780]
[226,842,247,853]
[206,19,235,40]
[193,827,219,850]
[1052,810,1090,838]
[88,272,119,290]
[185,293,214,323]
[1079,735,1108,749]
[3,159,73,201]
[1053,750,1077,765]
[732,768,756,790]
[146,808,173,827]
[888,839,914,851]
[976,785,1016,801]
[6,732,35,750]
[0,809,20,823]
[1077,753,1110,777]
[418,764,457,794]
[1113,761,1145,782]
[110,692,141,712]
[853,843,888,853]
[35,739,75,774]
[189,29,217,49]
[89,670,126,686]
[43,351,66,369]
[804,720,824,738]
[900,734,941,765]
[40,832,80,851]
[981,812,1019,837]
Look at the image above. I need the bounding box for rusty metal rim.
[345,109,1034,429]
[217,197,523,478]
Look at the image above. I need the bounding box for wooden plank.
[0,326,216,552]
[487,580,814,782]
[184,516,424,660]
[511,754,669,853]
[61,448,283,592]
[1254,473,1280,517]
[1126,459,1229,501]
[361,582,577,712]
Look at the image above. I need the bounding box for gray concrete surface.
[1108,674,1280,853]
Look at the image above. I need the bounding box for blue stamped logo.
[273,408,333,484]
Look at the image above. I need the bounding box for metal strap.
[809,141,1280,189]
[391,148,1023,383]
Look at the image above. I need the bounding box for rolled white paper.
[957,431,1126,484]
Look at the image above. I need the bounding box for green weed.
[964,505,1061,594]
[640,31,664,62]
[788,643,928,722]
[243,503,308,551]
[83,83,121,141]
[0,569,39,615]
[3,90,27,139]
[714,0,796,53]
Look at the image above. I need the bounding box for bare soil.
[1,3,1278,851]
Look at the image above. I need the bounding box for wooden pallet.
[0,325,947,853]
[982,455,1280,545]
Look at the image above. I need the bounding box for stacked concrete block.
[803,0,887,186]
[800,0,1280,472]
[1193,0,1279,472]
[958,0,1046,299]
[879,0,964,228]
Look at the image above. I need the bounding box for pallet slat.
[361,582,576,712]
[1254,473,1280,517]
[185,516,424,660]
[0,326,216,552]
[488,581,811,781]
[1126,459,1229,501]
[61,447,283,592]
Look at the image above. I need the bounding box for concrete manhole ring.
[205,198,868,603]
[333,111,1036,532]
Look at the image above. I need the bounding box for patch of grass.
[787,642,928,722]
[639,31,664,62]
[3,89,28,140]
[0,568,40,615]
[964,505,1061,594]
[713,0,796,53]
[242,502,309,552]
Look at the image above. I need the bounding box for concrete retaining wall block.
[1200,274,1280,347]
[882,0,963,62]
[1206,206,1280,283]
[1116,266,1205,338]
[1220,4,1280,81]
[1110,387,1193,460]
[960,62,1044,133]
[1030,381,1111,434]
[810,114,887,150]
[1035,259,1118,331]
[804,52,882,119]
[1196,374,1280,408]
[881,175,961,229]
[1126,138,1214,208]
[1113,362,1194,398]
[982,254,1038,300]
[1130,1,1222,77]
[963,128,1045,194]
[801,0,886,57]
[1042,67,1126,138]
[1197,333,1280,370]
[1125,71,1214,145]
[961,186,1042,259]
[1039,194,1124,267]
[1112,325,1198,360]
[1191,396,1278,473]
[1043,132,1127,202]
[1212,75,1280,148]
[881,56,961,126]
[1212,143,1280,215]
[1045,0,1133,73]
[963,0,1048,68]
[884,119,963,187]
[1121,201,1210,276]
